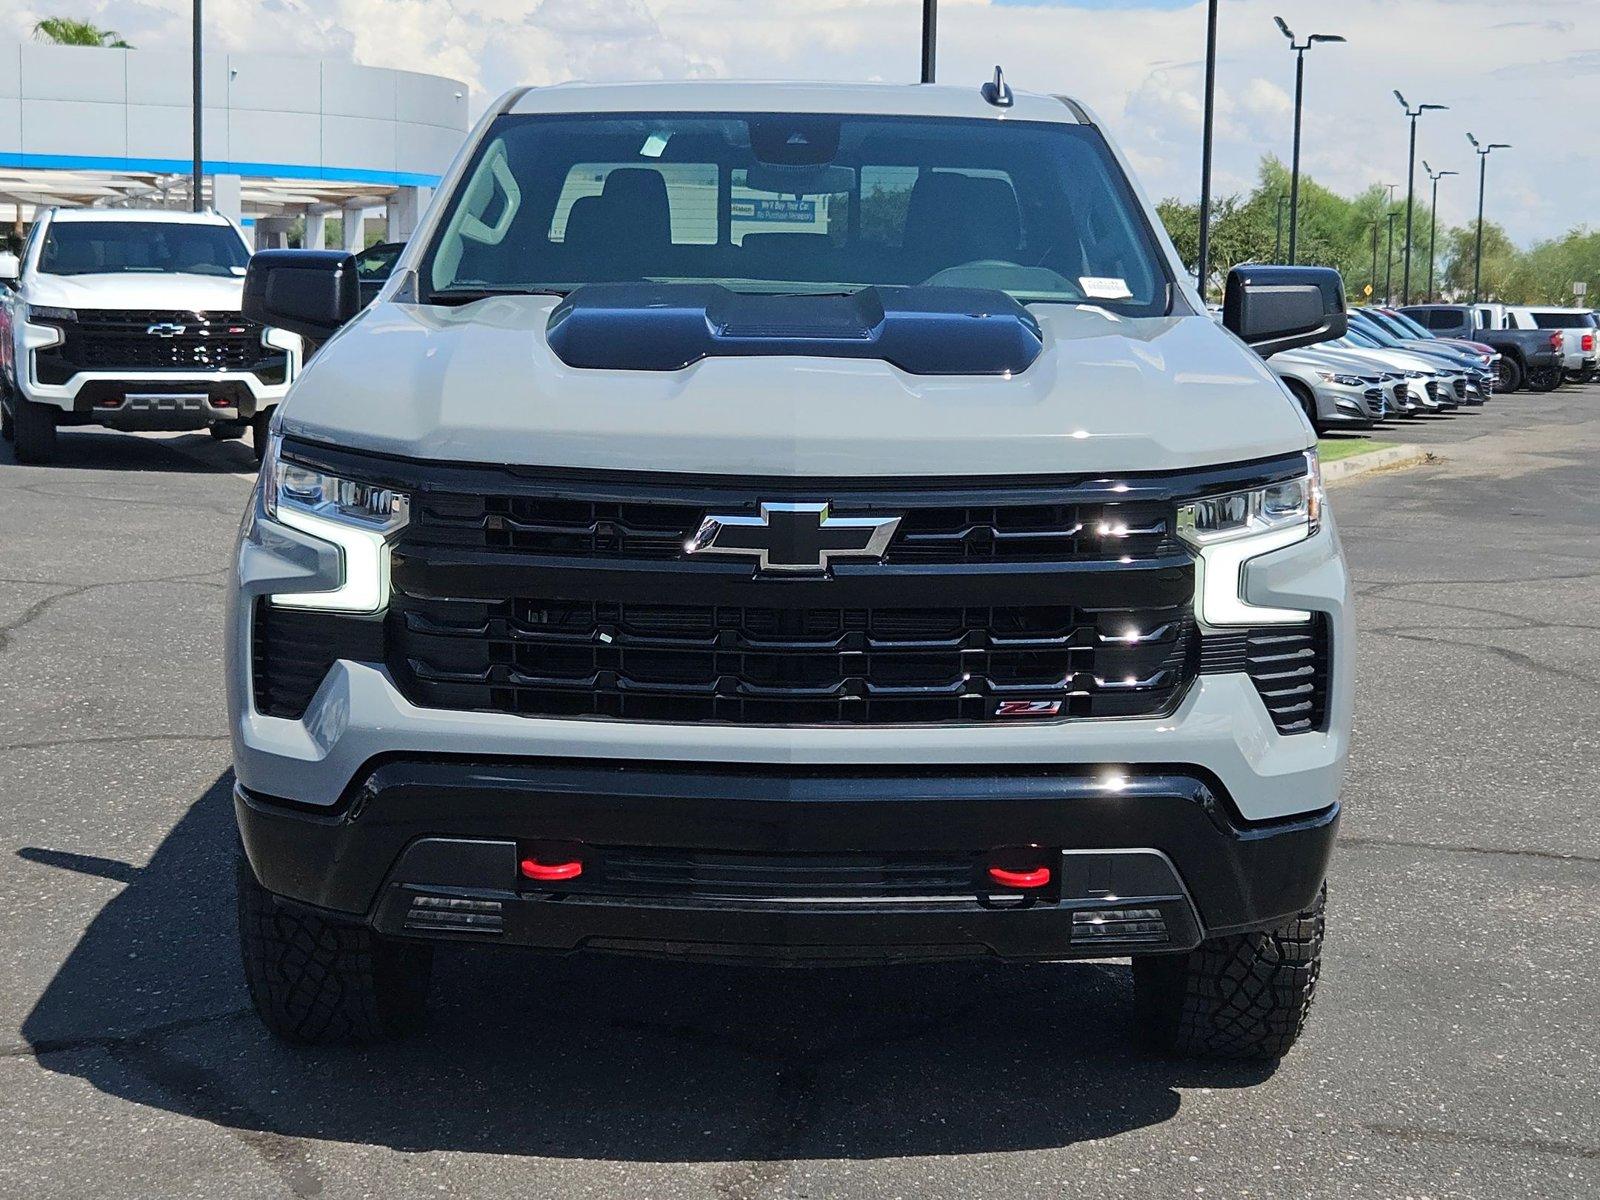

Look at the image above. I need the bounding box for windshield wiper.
[429,285,568,306]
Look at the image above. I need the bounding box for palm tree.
[32,17,133,49]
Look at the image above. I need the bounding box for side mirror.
[1223,265,1348,358]
[243,250,360,341]
[0,251,19,284]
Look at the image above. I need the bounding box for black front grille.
[1200,619,1331,734]
[251,601,385,719]
[39,309,276,376]
[1452,377,1467,399]
[410,491,1176,566]
[389,593,1196,725]
[562,847,980,899]
[258,443,1329,729]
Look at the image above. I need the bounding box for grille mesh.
[39,309,273,375]
[407,492,1175,566]
[388,593,1197,725]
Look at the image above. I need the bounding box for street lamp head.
[1309,34,1346,44]
[1466,132,1480,148]
[1439,170,1459,178]
[1488,143,1512,151]
[1274,15,1294,40]
[1420,103,1448,112]
[1423,159,1433,174]
[1394,90,1409,109]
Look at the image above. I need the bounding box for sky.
[6,0,1596,245]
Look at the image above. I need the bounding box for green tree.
[1152,154,1600,307]
[32,17,132,48]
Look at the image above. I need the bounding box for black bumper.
[236,759,1338,965]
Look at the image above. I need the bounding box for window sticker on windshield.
[1080,276,1133,300]
[640,132,670,159]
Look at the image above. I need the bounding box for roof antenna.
[981,65,1014,108]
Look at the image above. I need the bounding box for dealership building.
[0,42,468,246]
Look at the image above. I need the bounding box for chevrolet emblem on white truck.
[685,503,901,572]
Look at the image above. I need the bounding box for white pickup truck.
[1,207,301,463]
[1501,305,1597,384]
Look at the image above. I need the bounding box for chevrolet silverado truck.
[0,208,300,463]
[230,79,1353,1059]
[1401,303,1564,392]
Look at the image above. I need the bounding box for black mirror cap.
[243,250,360,341]
[1223,265,1349,358]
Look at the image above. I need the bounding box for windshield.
[1380,309,1434,339]
[1528,311,1585,329]
[422,112,1172,315]
[1349,313,1403,348]
[38,221,249,277]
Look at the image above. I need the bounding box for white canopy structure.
[0,43,469,247]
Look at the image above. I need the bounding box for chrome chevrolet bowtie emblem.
[685,503,901,573]
[146,322,187,337]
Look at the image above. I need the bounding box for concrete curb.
[1322,443,1430,485]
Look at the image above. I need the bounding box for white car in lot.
[0,208,302,463]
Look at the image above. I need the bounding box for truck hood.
[281,296,1312,477]
[24,272,248,312]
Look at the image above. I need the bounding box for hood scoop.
[545,283,1043,375]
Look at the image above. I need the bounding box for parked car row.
[1266,305,1497,432]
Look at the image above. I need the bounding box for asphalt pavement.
[1,389,1596,1199]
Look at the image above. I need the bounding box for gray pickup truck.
[1401,304,1565,392]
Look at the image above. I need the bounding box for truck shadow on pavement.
[0,429,255,474]
[20,772,1275,1163]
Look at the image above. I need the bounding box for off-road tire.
[237,853,432,1044]
[1133,885,1326,1060]
[1495,356,1523,394]
[1526,365,1562,393]
[12,394,59,464]
[209,420,247,441]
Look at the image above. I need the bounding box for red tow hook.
[520,856,584,882]
[987,864,1052,890]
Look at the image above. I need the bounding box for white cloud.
[5,0,1594,243]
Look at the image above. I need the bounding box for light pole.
[920,0,936,83]
[1196,0,1219,301]
[1385,210,1400,304]
[1467,133,1511,304]
[1275,15,1345,264]
[1370,221,1380,303]
[1394,91,1448,304]
[1274,193,1288,262]
[191,0,203,211]
[1423,161,1458,302]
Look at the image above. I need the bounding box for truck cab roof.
[506,79,1086,124]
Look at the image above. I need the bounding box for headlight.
[261,431,409,613]
[1176,450,1321,626]
[26,304,77,323]
[1315,372,1366,387]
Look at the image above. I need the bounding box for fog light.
[405,895,504,935]
[1071,907,1168,943]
